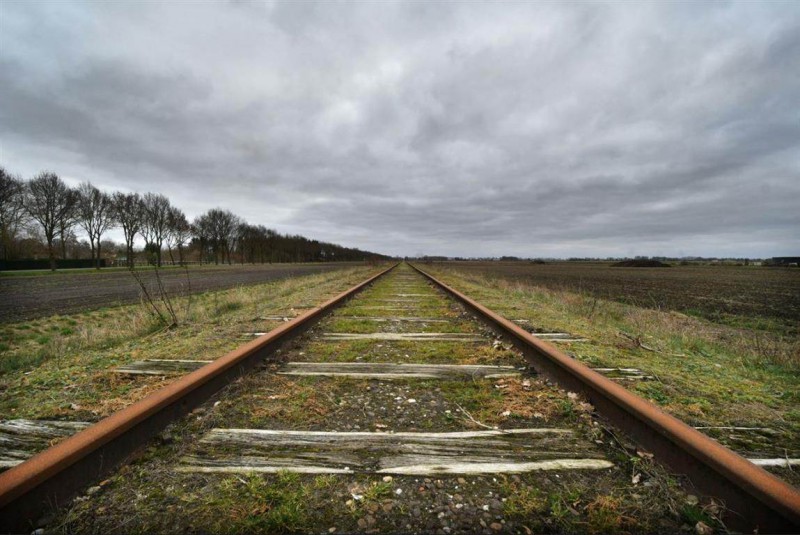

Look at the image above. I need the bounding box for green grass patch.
[215,300,244,315]
[502,481,546,517]
[0,351,47,374]
[422,264,800,456]
[221,472,308,533]
[0,266,382,418]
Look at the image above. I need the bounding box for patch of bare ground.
[0,262,365,323]
[611,260,670,268]
[430,261,800,335]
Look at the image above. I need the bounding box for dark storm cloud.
[1,1,798,257]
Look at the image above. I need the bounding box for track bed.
[39,265,690,533]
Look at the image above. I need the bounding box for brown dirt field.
[0,263,363,323]
[431,261,800,332]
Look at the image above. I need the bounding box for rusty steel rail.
[411,263,800,533]
[0,263,397,533]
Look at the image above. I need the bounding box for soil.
[611,260,670,268]
[430,261,800,329]
[0,263,361,323]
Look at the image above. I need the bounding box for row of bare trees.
[0,169,184,269]
[1,167,383,270]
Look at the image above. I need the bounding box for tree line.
[0,167,385,270]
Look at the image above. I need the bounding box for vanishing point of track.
[0,263,798,533]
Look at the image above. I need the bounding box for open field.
[423,264,800,486]
[0,262,363,323]
[432,261,800,335]
[0,265,382,414]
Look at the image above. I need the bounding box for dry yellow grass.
[0,265,381,419]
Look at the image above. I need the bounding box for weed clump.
[210,472,310,532]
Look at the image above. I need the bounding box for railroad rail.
[410,263,800,533]
[0,262,797,533]
[0,264,396,532]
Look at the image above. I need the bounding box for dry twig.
[454,402,497,430]
[618,331,657,352]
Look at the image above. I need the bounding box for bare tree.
[111,191,145,268]
[237,222,256,264]
[192,213,211,264]
[193,208,240,264]
[193,211,218,264]
[166,205,191,266]
[76,182,115,268]
[0,167,28,261]
[141,192,171,266]
[221,211,242,264]
[24,172,77,270]
[56,201,79,260]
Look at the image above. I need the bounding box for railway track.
[0,263,798,533]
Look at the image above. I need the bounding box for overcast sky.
[1,1,798,258]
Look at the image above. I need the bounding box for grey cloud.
[1,1,798,258]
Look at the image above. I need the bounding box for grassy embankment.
[420,264,800,461]
[0,265,382,420]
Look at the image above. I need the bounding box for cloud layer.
[2,1,798,257]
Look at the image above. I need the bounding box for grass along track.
[9,264,698,534]
[2,264,797,532]
[0,265,381,419]
[420,264,800,487]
